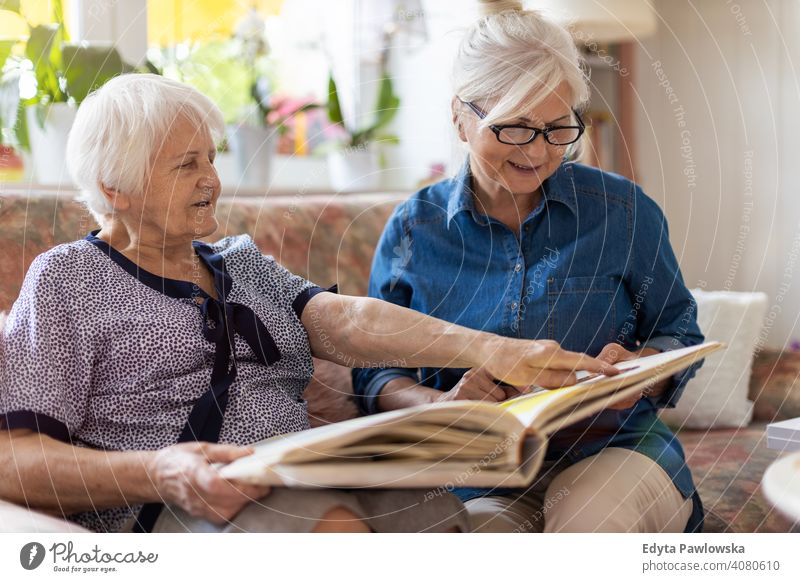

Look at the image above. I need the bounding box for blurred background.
[0,0,797,348]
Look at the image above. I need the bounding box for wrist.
[135,450,163,503]
[471,333,506,369]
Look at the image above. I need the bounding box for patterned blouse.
[0,232,326,532]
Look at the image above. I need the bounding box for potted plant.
[152,9,318,190]
[0,2,133,184]
[0,36,24,181]
[325,72,400,192]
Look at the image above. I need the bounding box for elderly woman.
[0,74,612,533]
[354,0,705,533]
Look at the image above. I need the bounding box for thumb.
[596,343,623,364]
[198,443,256,464]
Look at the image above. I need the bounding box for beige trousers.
[465,447,693,533]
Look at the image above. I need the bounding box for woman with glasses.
[353,0,706,533]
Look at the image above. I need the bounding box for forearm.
[305,294,498,369]
[0,430,158,514]
[377,376,442,411]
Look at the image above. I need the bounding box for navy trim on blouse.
[292,284,338,319]
[85,228,284,379]
[0,410,71,443]
[85,230,215,300]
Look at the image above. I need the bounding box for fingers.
[525,369,578,389]
[596,343,637,365]
[156,443,268,524]
[465,370,506,402]
[451,368,507,402]
[187,466,270,523]
[197,443,256,464]
[534,342,620,375]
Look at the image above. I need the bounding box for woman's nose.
[519,134,548,159]
[199,163,221,191]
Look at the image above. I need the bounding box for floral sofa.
[0,188,798,533]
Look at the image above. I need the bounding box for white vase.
[328,148,381,192]
[225,123,277,191]
[26,103,77,186]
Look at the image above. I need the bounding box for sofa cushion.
[661,290,766,429]
[210,193,404,297]
[0,190,406,311]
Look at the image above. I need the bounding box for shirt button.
[514,263,522,272]
[511,302,518,309]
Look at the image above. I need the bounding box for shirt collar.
[446,163,485,226]
[445,160,578,227]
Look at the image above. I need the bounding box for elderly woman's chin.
[191,206,219,239]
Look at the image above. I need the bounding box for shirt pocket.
[547,276,622,355]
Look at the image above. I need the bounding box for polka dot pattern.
[1,235,319,531]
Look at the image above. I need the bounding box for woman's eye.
[179,160,195,169]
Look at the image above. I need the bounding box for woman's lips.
[508,160,542,174]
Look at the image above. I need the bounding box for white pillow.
[661,289,767,429]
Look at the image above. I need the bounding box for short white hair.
[66,74,225,224]
[454,0,589,126]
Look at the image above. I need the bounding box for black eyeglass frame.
[459,99,586,146]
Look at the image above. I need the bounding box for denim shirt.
[352,161,706,532]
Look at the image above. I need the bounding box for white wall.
[382,0,480,187]
[634,0,799,349]
[72,0,148,65]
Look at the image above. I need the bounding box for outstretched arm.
[302,292,617,390]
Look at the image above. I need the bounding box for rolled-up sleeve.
[0,254,92,441]
[352,204,421,415]
[626,189,705,409]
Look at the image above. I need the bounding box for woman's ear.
[451,97,468,143]
[99,183,130,212]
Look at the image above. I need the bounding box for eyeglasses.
[459,99,585,146]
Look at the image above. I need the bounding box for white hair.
[66,74,225,224]
[454,0,589,127]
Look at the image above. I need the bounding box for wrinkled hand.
[148,442,271,524]
[478,338,619,391]
[435,368,527,404]
[596,344,661,410]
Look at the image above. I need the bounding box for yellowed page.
[498,341,723,430]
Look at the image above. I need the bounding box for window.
[147,0,282,46]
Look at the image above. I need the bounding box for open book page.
[252,432,548,489]
[218,342,720,488]
[498,341,723,432]
[219,400,525,485]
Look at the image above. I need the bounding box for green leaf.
[326,74,344,126]
[14,97,29,150]
[169,41,253,124]
[143,58,162,75]
[372,76,400,131]
[0,0,21,14]
[61,44,126,103]
[52,0,66,38]
[26,24,66,103]
[374,134,400,145]
[0,40,17,70]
